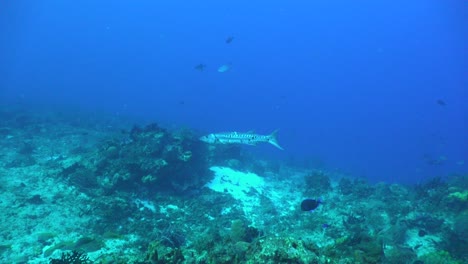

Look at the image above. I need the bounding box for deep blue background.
[1,0,467,184]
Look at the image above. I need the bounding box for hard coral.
[452,210,468,244]
[448,191,468,202]
[49,251,90,264]
[304,170,331,193]
[419,250,461,264]
[93,123,210,194]
[251,236,318,263]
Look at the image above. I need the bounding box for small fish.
[436,99,446,106]
[225,36,234,44]
[301,198,322,212]
[217,64,231,73]
[200,130,283,150]
[195,64,206,71]
[425,155,447,166]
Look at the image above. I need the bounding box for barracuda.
[200,130,283,150]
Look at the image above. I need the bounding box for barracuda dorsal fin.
[268,129,284,150]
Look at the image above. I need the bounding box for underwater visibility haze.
[1,0,467,183]
[0,0,467,263]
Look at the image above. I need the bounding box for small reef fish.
[225,36,234,44]
[200,130,283,150]
[217,64,231,73]
[194,64,206,71]
[436,99,446,106]
[301,198,322,212]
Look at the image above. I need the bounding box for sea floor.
[0,106,467,264]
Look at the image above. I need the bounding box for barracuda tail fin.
[268,130,284,150]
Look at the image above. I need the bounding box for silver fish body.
[217,64,231,73]
[200,130,283,150]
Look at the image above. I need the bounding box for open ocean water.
[0,1,467,263]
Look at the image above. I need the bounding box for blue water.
[1,0,466,184]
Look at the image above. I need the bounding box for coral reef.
[304,169,332,195]
[61,123,211,195]
[49,251,90,264]
[0,107,466,263]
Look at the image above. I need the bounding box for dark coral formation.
[1,107,467,264]
[61,123,211,195]
[304,169,332,196]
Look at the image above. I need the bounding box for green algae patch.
[73,237,104,253]
[0,244,12,254]
[43,237,104,257]
[44,240,75,257]
[448,191,468,201]
[37,232,56,244]
[102,231,124,240]
[419,250,462,264]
